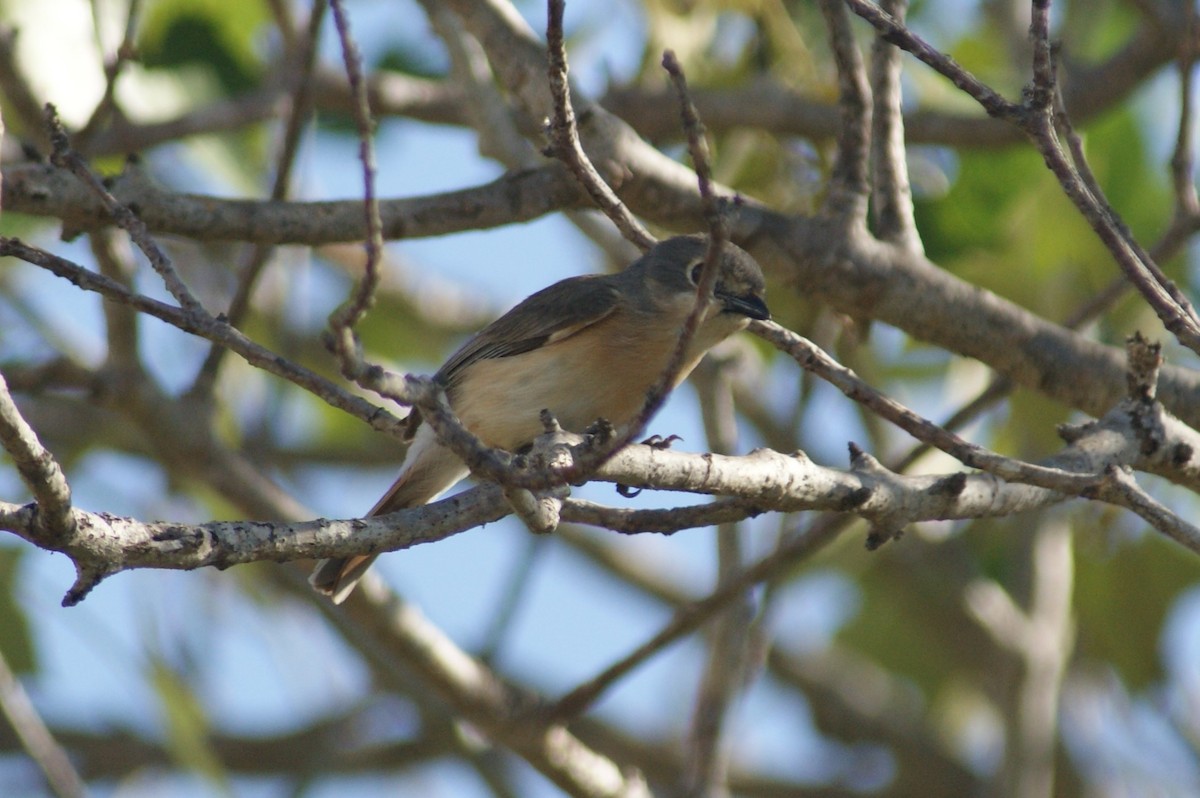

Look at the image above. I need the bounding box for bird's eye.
[688,260,704,285]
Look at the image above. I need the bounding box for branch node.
[929,471,968,497]
[1057,420,1094,444]
[865,526,904,550]
[1125,331,1163,402]
[544,0,655,250]
[539,408,562,435]
[849,443,887,473]
[62,564,110,607]
[503,485,564,535]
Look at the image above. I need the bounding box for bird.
[310,234,769,603]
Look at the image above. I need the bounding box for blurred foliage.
[0,549,34,674]
[1074,523,1200,689]
[139,0,267,93]
[150,658,229,788]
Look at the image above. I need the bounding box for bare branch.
[74,0,145,150]
[965,521,1072,797]
[818,0,872,222]
[546,517,842,721]
[752,320,1104,494]
[560,497,761,534]
[544,0,656,250]
[0,647,86,798]
[43,107,205,315]
[0,371,74,543]
[0,479,506,573]
[422,0,534,167]
[12,392,1192,600]
[1027,0,1055,113]
[0,238,408,439]
[603,18,1185,150]
[319,574,655,798]
[193,0,329,395]
[326,0,385,378]
[661,50,724,238]
[1092,464,1200,550]
[869,0,922,252]
[842,0,1019,120]
[845,0,1200,355]
[1043,41,1200,358]
[1169,5,1200,223]
[1,161,586,244]
[681,357,752,797]
[88,229,141,370]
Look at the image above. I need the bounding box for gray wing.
[434,273,621,395]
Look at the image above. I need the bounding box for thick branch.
[0,161,587,244]
[9,380,1199,603]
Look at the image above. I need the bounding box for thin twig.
[662,50,724,237]
[0,646,86,798]
[545,516,843,721]
[192,0,328,395]
[610,50,732,451]
[751,320,1101,493]
[1050,49,1200,341]
[75,0,144,150]
[841,0,1019,120]
[544,0,656,250]
[0,370,74,542]
[848,0,1200,355]
[893,200,1200,475]
[1027,0,1055,113]
[1053,102,1200,354]
[88,229,141,369]
[326,0,385,377]
[0,237,408,439]
[869,0,923,252]
[1169,3,1200,222]
[43,106,205,315]
[1092,465,1200,550]
[682,358,752,796]
[818,0,872,222]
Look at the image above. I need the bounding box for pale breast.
[447,306,740,450]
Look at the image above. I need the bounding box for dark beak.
[718,290,771,321]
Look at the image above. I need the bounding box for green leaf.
[149,658,230,791]
[0,547,36,674]
[1074,523,1200,689]
[139,0,267,93]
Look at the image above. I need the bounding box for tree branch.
[869,0,923,252]
[818,0,872,222]
[0,647,85,798]
[0,238,409,438]
[0,371,74,543]
[1,161,588,244]
[544,0,656,251]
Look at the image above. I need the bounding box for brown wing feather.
[435,273,621,395]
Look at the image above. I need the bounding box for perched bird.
[311,234,769,603]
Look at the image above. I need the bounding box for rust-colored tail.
[308,553,378,604]
[309,429,469,603]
